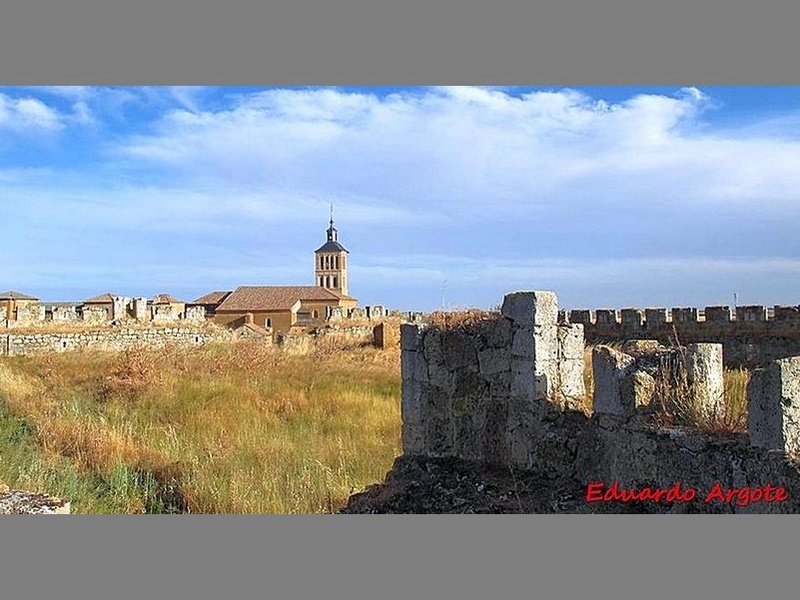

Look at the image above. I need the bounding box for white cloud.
[0,93,63,131]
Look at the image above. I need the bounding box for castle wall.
[401,291,800,512]
[569,304,800,367]
[1,326,233,357]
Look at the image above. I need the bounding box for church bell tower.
[314,208,349,296]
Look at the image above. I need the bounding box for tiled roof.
[315,240,349,253]
[217,286,343,312]
[0,290,39,301]
[151,293,182,305]
[192,291,232,305]
[83,293,118,304]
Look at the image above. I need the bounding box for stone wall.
[401,291,585,469]
[401,291,800,512]
[1,325,233,357]
[569,304,800,367]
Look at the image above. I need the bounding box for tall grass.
[582,344,749,433]
[0,339,401,513]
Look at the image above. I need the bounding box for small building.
[191,291,232,318]
[213,285,356,335]
[149,293,185,322]
[0,290,40,322]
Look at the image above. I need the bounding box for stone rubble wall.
[401,291,585,470]
[1,325,234,357]
[401,291,800,512]
[569,304,800,367]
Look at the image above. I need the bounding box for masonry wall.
[569,304,800,367]
[401,291,800,512]
[1,325,234,357]
[401,291,585,470]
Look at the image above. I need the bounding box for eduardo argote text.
[586,481,789,508]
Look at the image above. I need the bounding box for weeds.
[0,339,401,513]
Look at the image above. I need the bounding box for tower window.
[333,276,338,288]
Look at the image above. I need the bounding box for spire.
[327,204,338,242]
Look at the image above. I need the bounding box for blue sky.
[3,85,800,312]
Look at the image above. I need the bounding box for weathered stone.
[401,423,425,455]
[400,324,421,351]
[685,343,725,420]
[559,358,587,406]
[557,323,584,360]
[644,308,668,325]
[500,291,558,327]
[748,357,800,455]
[592,345,637,415]
[478,347,510,375]
[621,339,662,356]
[620,370,656,411]
[401,377,423,424]
[442,329,478,372]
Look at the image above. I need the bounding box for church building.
[201,215,358,335]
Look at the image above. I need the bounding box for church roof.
[192,291,232,305]
[315,240,349,253]
[216,286,349,312]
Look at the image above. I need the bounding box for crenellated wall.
[401,291,800,512]
[568,304,800,367]
[1,325,234,357]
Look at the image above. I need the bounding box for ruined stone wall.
[401,291,800,512]
[401,291,585,469]
[569,304,800,367]
[1,325,233,357]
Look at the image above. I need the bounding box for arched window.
[312,310,319,319]
[266,318,272,328]
[333,276,338,288]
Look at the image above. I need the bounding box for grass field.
[0,335,753,513]
[0,339,402,513]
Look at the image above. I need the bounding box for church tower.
[314,209,349,296]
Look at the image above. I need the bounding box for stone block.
[401,377,423,425]
[773,305,800,321]
[685,343,725,419]
[620,370,656,411]
[748,357,800,455]
[592,345,637,415]
[559,358,587,405]
[500,291,558,327]
[737,305,768,322]
[569,309,595,325]
[671,307,699,323]
[453,413,485,461]
[620,308,644,326]
[557,323,585,360]
[400,324,421,351]
[704,306,733,322]
[594,309,620,325]
[486,317,512,348]
[478,347,510,375]
[644,308,669,325]
[442,329,478,371]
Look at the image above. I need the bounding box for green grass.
[0,339,401,513]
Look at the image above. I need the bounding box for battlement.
[566,303,800,367]
[400,291,800,512]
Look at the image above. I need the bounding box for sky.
[2,85,800,313]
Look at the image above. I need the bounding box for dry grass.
[0,339,401,513]
[427,309,498,331]
[582,343,749,434]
